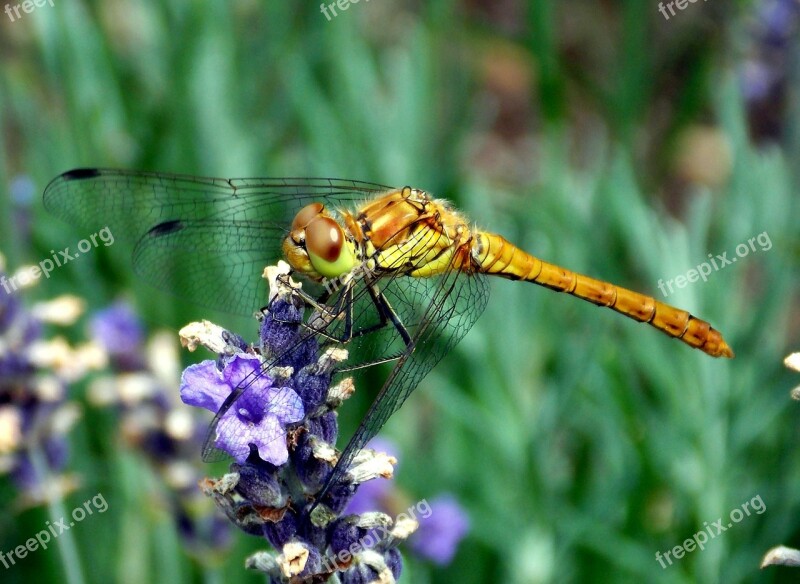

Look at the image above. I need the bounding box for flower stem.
[29,447,87,584]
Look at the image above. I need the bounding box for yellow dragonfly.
[44,170,732,502]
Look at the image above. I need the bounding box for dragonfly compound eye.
[291,202,325,232]
[305,217,357,278]
[306,217,343,261]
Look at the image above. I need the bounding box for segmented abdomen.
[471,232,733,358]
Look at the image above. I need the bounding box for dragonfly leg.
[366,284,413,346]
[326,281,414,345]
[305,280,414,349]
[262,273,341,327]
[302,282,357,343]
[264,271,413,361]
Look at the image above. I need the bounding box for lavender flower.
[90,300,145,367]
[760,352,800,569]
[180,354,303,465]
[409,495,470,566]
[344,438,398,516]
[739,0,800,141]
[181,262,415,583]
[88,299,233,559]
[345,438,470,566]
[0,253,89,506]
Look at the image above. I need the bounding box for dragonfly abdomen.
[472,232,733,358]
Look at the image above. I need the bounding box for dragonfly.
[44,169,733,507]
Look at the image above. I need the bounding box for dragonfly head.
[283,202,358,280]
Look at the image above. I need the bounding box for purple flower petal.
[180,360,231,412]
[181,354,304,464]
[90,301,143,355]
[215,413,282,464]
[410,495,470,566]
[269,386,305,425]
[224,353,264,389]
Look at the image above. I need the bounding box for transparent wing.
[44,168,392,315]
[314,252,491,507]
[203,261,489,477]
[202,221,489,477]
[45,168,489,491]
[131,219,287,322]
[199,223,457,462]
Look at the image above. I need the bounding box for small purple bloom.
[180,354,304,465]
[740,59,775,102]
[188,267,414,580]
[410,495,470,566]
[260,296,318,370]
[9,174,36,205]
[758,0,800,46]
[384,548,403,580]
[90,301,144,356]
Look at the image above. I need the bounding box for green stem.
[203,565,223,584]
[29,447,87,584]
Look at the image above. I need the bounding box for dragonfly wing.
[44,169,391,237]
[44,169,392,314]
[132,219,291,316]
[314,262,491,506]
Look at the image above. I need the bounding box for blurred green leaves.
[2,1,799,583]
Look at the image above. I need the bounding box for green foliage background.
[1,1,799,582]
